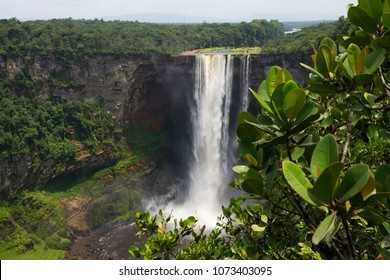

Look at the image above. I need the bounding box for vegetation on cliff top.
[0,18,284,58]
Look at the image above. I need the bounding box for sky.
[1,0,358,22]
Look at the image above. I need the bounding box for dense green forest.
[0,18,285,57]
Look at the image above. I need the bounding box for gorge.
[0,50,310,259]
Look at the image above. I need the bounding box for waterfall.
[240,55,251,111]
[166,53,251,227]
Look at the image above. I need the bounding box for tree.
[129,0,390,260]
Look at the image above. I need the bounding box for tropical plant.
[129,0,390,260]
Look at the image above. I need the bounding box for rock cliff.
[0,52,310,197]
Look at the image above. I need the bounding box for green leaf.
[320,115,334,128]
[242,179,264,195]
[258,80,270,102]
[233,165,249,174]
[358,0,383,23]
[310,135,339,181]
[282,80,299,95]
[320,38,337,57]
[384,12,390,29]
[266,66,282,96]
[353,74,374,86]
[237,123,263,141]
[356,208,385,225]
[264,160,278,189]
[385,0,390,13]
[347,44,362,75]
[129,246,141,258]
[376,164,390,193]
[239,140,257,159]
[238,112,259,125]
[271,84,288,123]
[300,63,326,80]
[316,45,334,78]
[245,153,258,166]
[311,162,343,203]
[249,87,273,114]
[282,161,320,206]
[283,88,306,120]
[307,80,338,95]
[362,48,386,74]
[339,164,370,203]
[366,125,379,143]
[312,212,337,245]
[372,36,390,49]
[251,224,266,232]
[348,6,378,34]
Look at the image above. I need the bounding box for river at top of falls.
[157,53,251,228]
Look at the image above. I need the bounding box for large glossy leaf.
[316,45,334,78]
[320,38,337,57]
[275,68,293,88]
[264,160,279,189]
[310,135,339,181]
[249,87,273,114]
[347,44,369,76]
[372,36,390,49]
[341,35,372,48]
[237,123,263,141]
[347,43,361,76]
[310,162,343,203]
[271,84,288,123]
[282,80,299,96]
[358,0,383,23]
[266,66,282,96]
[293,102,318,128]
[312,212,337,245]
[362,48,386,74]
[356,208,385,225]
[300,63,326,80]
[257,80,270,101]
[282,161,320,206]
[283,88,306,120]
[238,112,259,125]
[348,6,378,34]
[242,178,264,196]
[339,164,370,203]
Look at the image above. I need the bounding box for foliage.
[130,0,390,260]
[0,88,120,161]
[0,18,283,58]
[263,21,339,53]
[0,191,70,259]
[125,122,169,159]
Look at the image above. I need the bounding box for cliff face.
[0,52,309,197]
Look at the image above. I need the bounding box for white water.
[240,55,251,111]
[165,54,251,227]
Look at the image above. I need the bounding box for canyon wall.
[0,52,310,197]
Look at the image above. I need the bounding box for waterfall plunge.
[166,54,250,227]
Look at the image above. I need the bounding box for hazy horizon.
[1,0,358,22]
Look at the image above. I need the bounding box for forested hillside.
[0,18,285,57]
